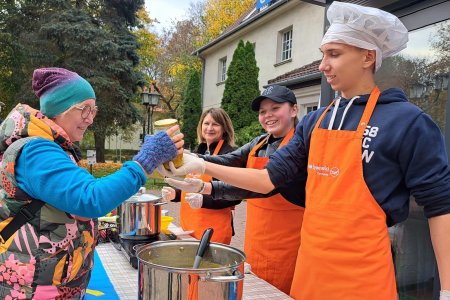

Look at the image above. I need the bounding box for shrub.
[79,160,165,190]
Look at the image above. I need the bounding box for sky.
[144,0,202,33]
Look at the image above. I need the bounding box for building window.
[281,28,293,62]
[306,105,318,114]
[218,57,227,83]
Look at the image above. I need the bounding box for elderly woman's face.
[53,99,96,142]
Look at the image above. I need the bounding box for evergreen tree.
[1,0,145,162]
[180,69,202,150]
[222,40,260,145]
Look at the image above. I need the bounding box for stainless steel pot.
[136,240,246,300]
[118,193,165,239]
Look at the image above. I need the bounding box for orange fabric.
[290,87,397,299]
[187,274,199,300]
[180,140,233,244]
[245,128,304,294]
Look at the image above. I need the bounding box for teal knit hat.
[32,67,96,118]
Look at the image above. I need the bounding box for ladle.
[192,228,214,268]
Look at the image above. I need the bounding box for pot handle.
[204,270,244,282]
[132,244,146,252]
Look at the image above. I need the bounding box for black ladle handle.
[193,228,214,268]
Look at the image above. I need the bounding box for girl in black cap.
[164,85,304,294]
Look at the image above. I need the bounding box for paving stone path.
[151,189,246,251]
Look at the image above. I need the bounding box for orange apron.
[180,140,233,244]
[290,87,397,299]
[245,128,304,294]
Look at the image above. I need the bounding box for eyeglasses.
[73,105,98,119]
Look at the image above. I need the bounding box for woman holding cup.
[161,108,241,244]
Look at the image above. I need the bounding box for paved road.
[161,198,247,251]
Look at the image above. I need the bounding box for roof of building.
[193,0,290,55]
[268,60,322,85]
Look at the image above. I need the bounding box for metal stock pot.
[118,193,165,239]
[136,240,246,300]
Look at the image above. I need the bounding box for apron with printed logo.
[290,87,397,299]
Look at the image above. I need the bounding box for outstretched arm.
[429,214,450,292]
[204,162,274,194]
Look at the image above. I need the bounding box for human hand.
[157,152,205,177]
[161,186,176,202]
[185,193,203,209]
[133,131,177,174]
[169,151,205,175]
[165,177,204,193]
[166,125,184,156]
[441,290,450,300]
[183,149,198,157]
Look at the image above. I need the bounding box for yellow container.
[161,215,174,233]
[151,119,183,178]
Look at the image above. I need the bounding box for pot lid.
[126,193,161,203]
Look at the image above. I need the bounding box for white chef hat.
[321,1,408,71]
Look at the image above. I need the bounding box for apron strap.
[314,86,381,135]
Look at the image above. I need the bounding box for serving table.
[95,223,293,299]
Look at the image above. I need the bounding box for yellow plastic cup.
[150,119,184,178]
[161,215,174,233]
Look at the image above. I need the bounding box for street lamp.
[141,87,161,141]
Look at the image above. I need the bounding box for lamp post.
[140,87,161,141]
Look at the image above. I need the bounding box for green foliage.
[221,40,260,135]
[180,69,202,149]
[235,120,265,146]
[0,0,145,162]
[145,178,166,190]
[79,159,164,189]
[79,131,95,149]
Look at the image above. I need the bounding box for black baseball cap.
[251,85,297,111]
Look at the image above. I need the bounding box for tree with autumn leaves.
[202,0,256,42]
[137,0,257,146]
[0,0,258,157]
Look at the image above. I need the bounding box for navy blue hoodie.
[266,88,450,226]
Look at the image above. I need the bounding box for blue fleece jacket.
[15,139,147,218]
[266,88,450,226]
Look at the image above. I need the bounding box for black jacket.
[204,134,305,207]
[172,140,242,209]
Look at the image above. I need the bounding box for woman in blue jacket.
[0,67,183,299]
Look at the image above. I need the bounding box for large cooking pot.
[136,240,246,300]
[118,193,165,239]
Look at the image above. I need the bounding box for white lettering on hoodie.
[362,125,379,163]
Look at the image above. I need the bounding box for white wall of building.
[105,123,142,151]
[199,1,324,112]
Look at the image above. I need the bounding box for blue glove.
[133,132,177,174]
